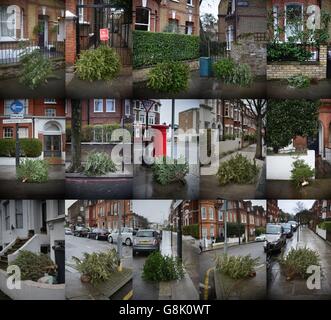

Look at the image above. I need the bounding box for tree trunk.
[69,100,82,172]
[255,114,263,160]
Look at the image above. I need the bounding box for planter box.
[0,269,65,300]
[266,150,315,180]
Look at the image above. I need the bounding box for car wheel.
[108,236,113,243]
[125,238,132,246]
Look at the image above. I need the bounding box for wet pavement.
[66,72,132,99]
[266,179,331,199]
[133,71,267,99]
[267,79,331,99]
[268,227,331,300]
[0,69,65,98]
[199,241,266,300]
[133,165,199,199]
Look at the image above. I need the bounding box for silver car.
[133,229,160,255]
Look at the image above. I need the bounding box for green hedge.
[183,224,199,239]
[133,30,200,68]
[319,221,331,232]
[0,139,42,157]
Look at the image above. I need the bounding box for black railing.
[0,40,64,65]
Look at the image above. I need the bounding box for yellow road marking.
[204,268,213,300]
[123,290,133,300]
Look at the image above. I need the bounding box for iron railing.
[0,40,64,65]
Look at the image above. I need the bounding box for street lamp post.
[177,201,183,261]
[117,201,123,271]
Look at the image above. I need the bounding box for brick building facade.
[66,99,133,127]
[0,98,66,164]
[133,0,199,35]
[267,199,280,223]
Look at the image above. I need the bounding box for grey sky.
[200,0,219,19]
[133,200,172,224]
[160,100,200,125]
[278,200,315,214]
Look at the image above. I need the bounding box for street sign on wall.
[10,100,24,118]
[3,119,32,124]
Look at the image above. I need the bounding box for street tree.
[68,100,82,173]
[266,100,319,153]
[201,13,217,41]
[243,99,267,160]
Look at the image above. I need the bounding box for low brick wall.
[133,59,199,83]
[0,58,65,80]
[267,45,327,80]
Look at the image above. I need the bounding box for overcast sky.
[278,200,315,214]
[133,200,173,224]
[160,100,200,125]
[200,0,219,19]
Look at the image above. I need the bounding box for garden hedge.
[0,138,42,157]
[183,224,199,239]
[133,30,200,68]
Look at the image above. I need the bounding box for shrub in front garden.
[182,224,199,239]
[279,247,320,280]
[291,159,315,187]
[152,156,189,185]
[267,42,313,62]
[255,227,266,236]
[217,154,259,185]
[133,30,199,68]
[72,250,120,285]
[215,254,259,279]
[214,58,253,86]
[142,251,184,282]
[0,139,15,156]
[19,50,53,89]
[19,138,42,157]
[319,221,331,232]
[10,250,56,281]
[17,159,48,183]
[147,61,189,93]
[75,45,121,82]
[287,74,311,88]
[84,152,117,176]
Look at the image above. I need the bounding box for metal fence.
[200,40,227,64]
[0,40,64,65]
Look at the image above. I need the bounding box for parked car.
[263,223,286,253]
[281,223,293,238]
[73,227,90,237]
[133,229,161,255]
[65,227,73,235]
[288,220,298,231]
[255,234,266,242]
[87,228,110,240]
[108,227,133,246]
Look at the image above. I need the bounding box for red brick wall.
[133,0,160,32]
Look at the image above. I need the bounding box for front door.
[41,201,47,233]
[37,16,48,48]
[327,46,331,79]
[44,135,61,158]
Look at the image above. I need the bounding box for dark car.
[87,228,110,240]
[281,223,293,238]
[263,223,287,253]
[73,227,90,237]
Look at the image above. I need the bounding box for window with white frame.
[273,5,279,40]
[218,210,223,221]
[202,227,207,238]
[148,114,155,125]
[94,99,103,112]
[187,0,193,6]
[135,7,150,31]
[125,100,131,116]
[18,127,28,138]
[44,98,57,104]
[0,5,24,41]
[106,99,115,112]
[210,224,215,238]
[45,108,56,117]
[15,200,23,229]
[201,207,207,220]
[285,3,303,42]
[139,113,145,123]
[226,25,234,50]
[3,127,13,138]
[209,207,214,220]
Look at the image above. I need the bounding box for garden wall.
[230,36,267,77]
[219,138,242,155]
[267,46,327,80]
[0,269,65,300]
[0,156,42,166]
[266,150,315,180]
[316,226,327,240]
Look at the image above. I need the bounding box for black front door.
[307,133,319,154]
[41,201,47,233]
[327,47,331,79]
[44,135,61,158]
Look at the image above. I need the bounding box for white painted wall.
[0,269,65,300]
[266,150,315,180]
[220,138,242,155]
[316,226,327,240]
[0,156,43,166]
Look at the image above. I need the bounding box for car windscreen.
[136,231,154,237]
[266,225,281,234]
